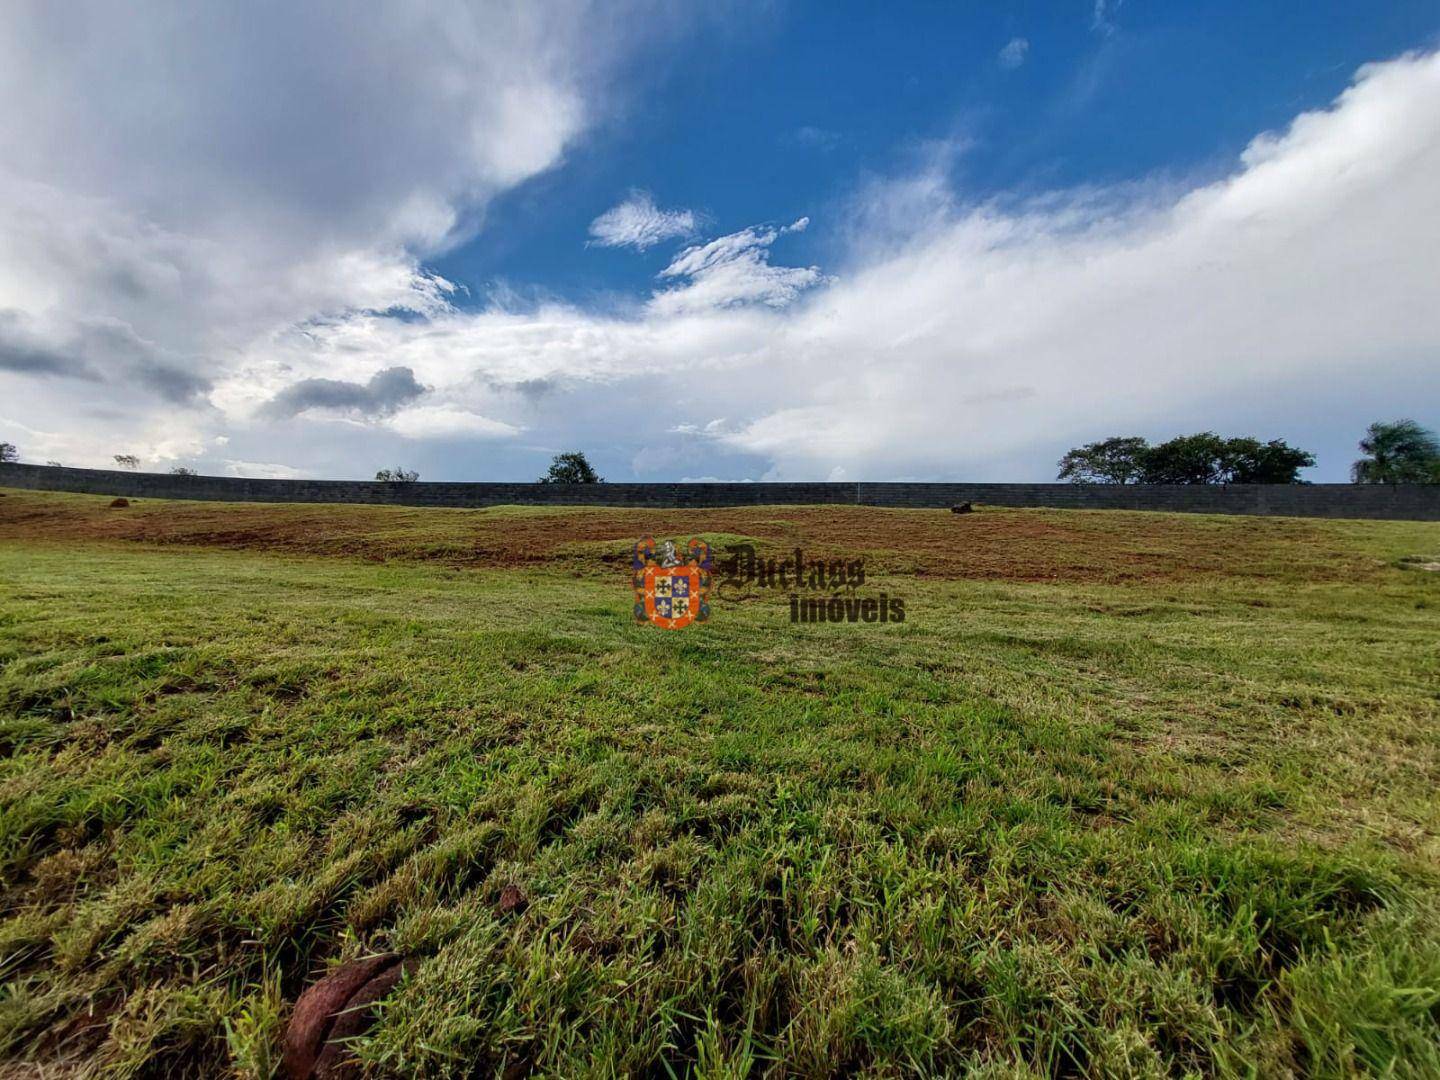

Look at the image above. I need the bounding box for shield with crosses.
[633,536,712,629]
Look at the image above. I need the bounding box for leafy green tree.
[1221,438,1315,484]
[170,466,198,476]
[1351,420,1440,484]
[538,451,603,484]
[113,454,139,470]
[1062,432,1315,485]
[1056,436,1149,484]
[1137,433,1231,484]
[0,441,17,463]
[375,466,419,483]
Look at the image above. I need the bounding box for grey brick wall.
[2,463,1437,520]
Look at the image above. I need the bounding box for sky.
[1,1,1438,483]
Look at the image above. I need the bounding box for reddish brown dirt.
[0,489,1368,584]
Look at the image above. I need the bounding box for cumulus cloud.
[702,51,1440,478]
[0,0,686,464]
[588,191,697,250]
[261,366,427,419]
[998,38,1029,69]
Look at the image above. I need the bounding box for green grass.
[1,492,1438,1076]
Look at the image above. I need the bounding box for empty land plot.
[0,489,1437,1076]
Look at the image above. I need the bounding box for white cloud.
[998,38,1029,69]
[588,191,697,250]
[223,460,309,480]
[703,51,1440,478]
[0,0,687,465]
[384,405,521,440]
[649,218,824,315]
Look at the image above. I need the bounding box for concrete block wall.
[2,463,1437,520]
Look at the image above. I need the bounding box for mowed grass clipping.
[0,489,1438,1077]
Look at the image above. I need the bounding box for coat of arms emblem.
[634,536,712,629]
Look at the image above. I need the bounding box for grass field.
[1,489,1438,1077]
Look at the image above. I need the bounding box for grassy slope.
[0,490,1437,1077]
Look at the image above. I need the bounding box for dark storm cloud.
[478,374,558,402]
[262,365,427,419]
[131,359,214,403]
[0,309,210,402]
[0,310,97,378]
[510,377,557,402]
[0,337,94,378]
[79,319,213,403]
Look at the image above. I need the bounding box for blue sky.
[2,2,1438,483]
[442,2,1437,305]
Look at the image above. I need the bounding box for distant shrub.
[375,467,419,483]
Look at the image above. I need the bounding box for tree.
[113,454,139,470]
[1057,436,1149,484]
[46,460,62,467]
[375,466,419,483]
[1139,432,1231,484]
[1221,438,1315,484]
[0,442,17,463]
[1058,433,1315,485]
[1352,420,1440,484]
[538,451,603,484]
[170,466,198,476]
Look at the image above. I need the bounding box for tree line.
[1057,420,1440,485]
[5,426,1438,485]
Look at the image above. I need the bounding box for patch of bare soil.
[0,490,1369,584]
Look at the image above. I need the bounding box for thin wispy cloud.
[792,126,842,151]
[998,37,1029,70]
[588,191,697,250]
[650,218,822,315]
[1092,0,1122,36]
